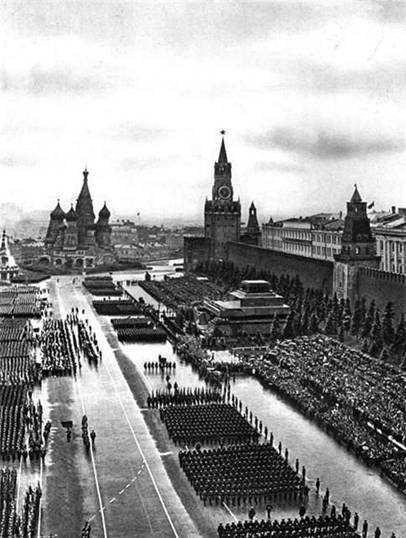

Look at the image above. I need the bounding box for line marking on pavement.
[37,455,44,538]
[223,501,238,522]
[89,467,144,519]
[57,285,108,538]
[74,285,180,538]
[16,456,23,513]
[76,376,108,538]
[159,451,173,456]
[101,348,180,538]
[134,362,153,392]
[37,370,45,538]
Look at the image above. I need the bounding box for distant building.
[0,230,19,281]
[203,279,290,337]
[11,239,45,266]
[43,169,115,268]
[166,232,184,251]
[111,219,139,246]
[262,214,343,261]
[114,244,143,263]
[371,207,406,275]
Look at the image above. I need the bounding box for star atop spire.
[218,131,228,164]
[350,183,362,203]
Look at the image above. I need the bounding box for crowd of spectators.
[175,336,231,387]
[241,335,406,490]
[139,274,223,309]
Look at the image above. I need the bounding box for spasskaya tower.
[204,132,241,260]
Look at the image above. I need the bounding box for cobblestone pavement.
[42,276,201,538]
[38,266,406,537]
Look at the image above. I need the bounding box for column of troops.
[0,309,46,536]
[149,375,373,538]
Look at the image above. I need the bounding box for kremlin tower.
[333,185,380,303]
[204,132,241,260]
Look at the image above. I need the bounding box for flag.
[367,201,375,209]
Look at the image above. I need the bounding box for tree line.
[195,260,406,365]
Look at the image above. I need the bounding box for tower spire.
[350,183,362,203]
[218,130,228,164]
[213,131,233,199]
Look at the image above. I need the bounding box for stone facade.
[240,202,261,246]
[373,209,406,274]
[204,135,241,259]
[262,216,343,261]
[358,268,406,319]
[44,169,115,268]
[333,186,380,304]
[184,134,242,269]
[184,141,405,317]
[226,241,334,293]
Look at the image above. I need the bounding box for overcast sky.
[1,0,406,222]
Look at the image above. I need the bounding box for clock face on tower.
[218,185,231,200]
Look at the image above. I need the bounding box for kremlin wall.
[184,134,406,319]
[225,242,334,293]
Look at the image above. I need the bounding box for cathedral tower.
[45,201,65,247]
[76,168,96,248]
[333,185,380,304]
[63,205,79,251]
[95,202,112,248]
[204,132,241,260]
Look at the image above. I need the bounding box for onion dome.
[98,202,111,220]
[50,201,65,220]
[65,204,77,221]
